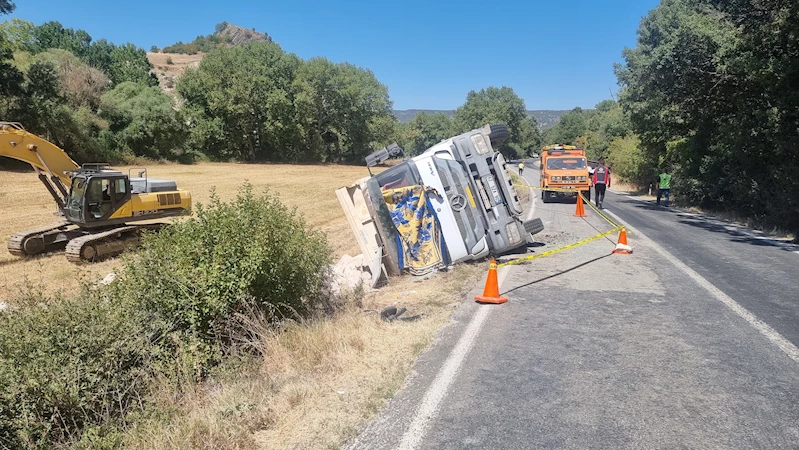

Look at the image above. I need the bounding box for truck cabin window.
[69,179,86,209]
[88,178,114,218]
[547,158,587,170]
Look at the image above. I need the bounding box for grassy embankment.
[0,162,482,448]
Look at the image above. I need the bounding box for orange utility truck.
[539,144,591,203]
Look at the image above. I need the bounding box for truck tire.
[582,190,591,203]
[542,191,552,203]
[487,123,509,146]
[523,218,544,235]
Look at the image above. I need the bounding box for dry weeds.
[128,263,482,450]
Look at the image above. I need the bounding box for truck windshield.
[375,162,420,190]
[547,158,586,170]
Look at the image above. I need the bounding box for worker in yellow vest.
[518,160,525,176]
[657,168,672,207]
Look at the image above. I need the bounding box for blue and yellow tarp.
[382,185,449,276]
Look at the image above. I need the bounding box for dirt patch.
[147,52,205,93]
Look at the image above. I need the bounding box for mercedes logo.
[450,194,467,211]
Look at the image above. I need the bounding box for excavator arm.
[0,122,79,210]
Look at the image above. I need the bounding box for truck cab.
[337,124,544,275]
[540,145,591,202]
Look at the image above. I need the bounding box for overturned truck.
[337,124,544,278]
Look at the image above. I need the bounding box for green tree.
[0,45,23,117]
[453,86,540,156]
[100,82,186,160]
[398,111,454,156]
[179,43,393,163]
[0,0,14,14]
[543,107,587,145]
[108,43,157,86]
[617,0,799,236]
[178,42,301,161]
[293,57,393,162]
[82,38,114,74]
[0,18,35,50]
[29,21,92,56]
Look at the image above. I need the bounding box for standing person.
[657,168,672,207]
[518,160,525,176]
[592,160,610,209]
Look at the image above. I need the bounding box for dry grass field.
[0,162,371,304]
[0,162,482,449]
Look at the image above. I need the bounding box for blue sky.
[7,0,660,110]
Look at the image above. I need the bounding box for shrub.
[117,184,332,350]
[0,290,152,448]
[166,56,173,65]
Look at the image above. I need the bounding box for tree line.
[0,14,543,165]
[617,0,799,236]
[533,1,798,237]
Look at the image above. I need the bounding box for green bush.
[0,185,333,446]
[0,290,151,448]
[117,184,332,348]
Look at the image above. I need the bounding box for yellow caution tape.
[577,192,621,229]
[497,226,622,268]
[494,181,629,268]
[515,181,626,231]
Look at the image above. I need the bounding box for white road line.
[397,267,510,450]
[604,209,799,364]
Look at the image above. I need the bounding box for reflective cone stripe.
[612,228,633,254]
[475,260,508,304]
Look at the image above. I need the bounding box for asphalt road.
[350,166,799,450]
[602,189,799,347]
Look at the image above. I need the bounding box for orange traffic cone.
[574,193,587,217]
[475,260,508,304]
[612,228,633,254]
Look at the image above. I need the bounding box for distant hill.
[159,22,271,55]
[392,109,570,129]
[149,22,271,93]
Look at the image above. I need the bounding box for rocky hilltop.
[214,22,271,45]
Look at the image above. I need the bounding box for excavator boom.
[0,122,78,207]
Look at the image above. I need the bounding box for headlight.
[578,176,587,181]
[551,176,561,181]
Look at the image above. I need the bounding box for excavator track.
[7,220,73,256]
[65,224,165,263]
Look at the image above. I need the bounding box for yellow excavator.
[0,122,191,263]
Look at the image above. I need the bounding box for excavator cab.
[65,170,131,226]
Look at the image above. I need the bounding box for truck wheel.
[582,190,591,203]
[523,218,544,235]
[486,124,509,146]
[542,191,551,203]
